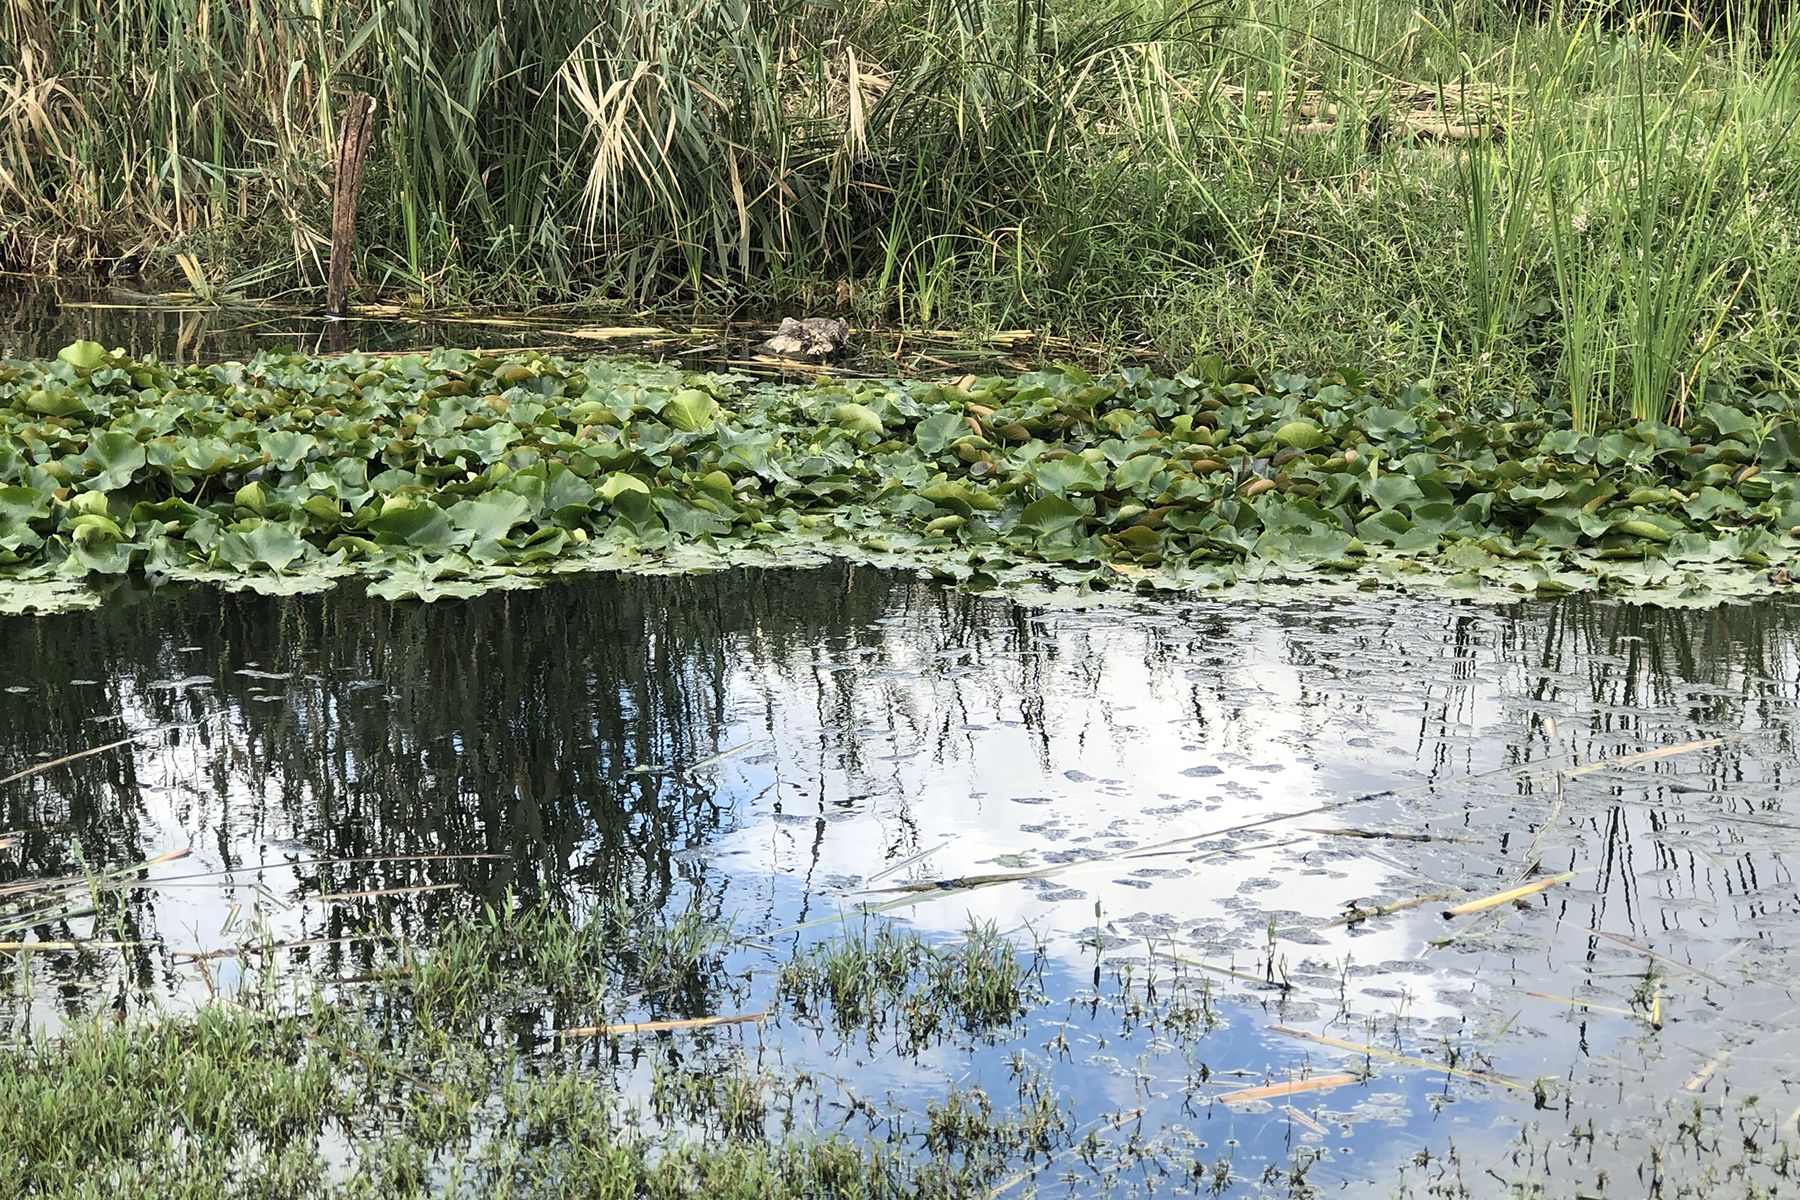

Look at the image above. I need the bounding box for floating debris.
[1442,871,1577,918]
[755,316,850,360]
[1219,1073,1361,1103]
[559,1011,768,1039]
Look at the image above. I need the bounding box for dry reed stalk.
[1441,871,1576,918]
[326,92,375,318]
[316,882,461,902]
[1267,1025,1531,1092]
[1319,888,1463,929]
[1219,1073,1359,1103]
[559,1011,767,1038]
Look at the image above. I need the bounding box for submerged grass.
[0,894,1058,1199]
[5,0,1800,428]
[779,919,1037,1046]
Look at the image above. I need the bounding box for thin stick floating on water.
[559,1011,767,1039]
[1319,889,1464,930]
[172,933,391,963]
[682,740,764,772]
[1583,927,1730,987]
[0,847,194,899]
[1562,736,1730,778]
[0,737,138,787]
[1523,991,1650,1022]
[864,839,953,886]
[1267,1025,1531,1092]
[1301,827,1472,844]
[117,852,506,890]
[1284,1105,1330,1135]
[1220,1073,1361,1104]
[1442,871,1577,918]
[0,715,220,788]
[0,939,157,952]
[316,882,461,902]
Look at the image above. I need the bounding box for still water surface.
[4,568,1797,1194]
[4,285,1797,1194]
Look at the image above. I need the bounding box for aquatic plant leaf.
[368,502,456,549]
[1359,407,1416,438]
[447,493,533,542]
[544,466,598,515]
[20,386,93,418]
[833,402,885,435]
[1016,496,1084,541]
[664,389,720,433]
[84,431,146,490]
[1272,420,1328,451]
[1760,421,1800,470]
[1700,403,1758,442]
[1030,455,1106,496]
[1365,475,1424,511]
[653,492,731,537]
[919,480,1000,513]
[597,473,651,503]
[259,431,318,471]
[0,485,49,531]
[56,341,107,371]
[915,413,972,457]
[217,521,310,574]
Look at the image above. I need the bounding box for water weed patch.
[2,343,1798,612]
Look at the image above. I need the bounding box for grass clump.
[778,920,1036,1047]
[3,344,1800,612]
[0,903,1066,1199]
[1,1004,379,1196]
[399,894,735,1034]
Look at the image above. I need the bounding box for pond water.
[4,568,1798,1195]
[0,280,1047,377]
[5,289,1798,1194]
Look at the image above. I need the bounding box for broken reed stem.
[1267,1025,1533,1092]
[0,737,139,787]
[1442,871,1577,918]
[1219,1073,1359,1104]
[0,715,221,788]
[316,882,460,903]
[326,92,375,319]
[1320,888,1463,929]
[559,1011,766,1039]
[1584,927,1731,987]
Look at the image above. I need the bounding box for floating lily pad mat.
[4,340,1799,613]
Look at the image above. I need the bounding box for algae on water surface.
[3,342,1800,613]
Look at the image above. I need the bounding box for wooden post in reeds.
[326,92,376,319]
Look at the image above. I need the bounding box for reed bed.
[2,0,1799,427]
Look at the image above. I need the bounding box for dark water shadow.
[0,279,1068,378]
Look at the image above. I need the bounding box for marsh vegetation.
[3,0,1798,427]
[3,341,1798,615]
[6,2,1800,1195]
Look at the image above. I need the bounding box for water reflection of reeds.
[3,573,1799,1019]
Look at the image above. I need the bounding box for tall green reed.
[1,0,1208,311]
[1452,9,1799,427]
[3,0,1799,434]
